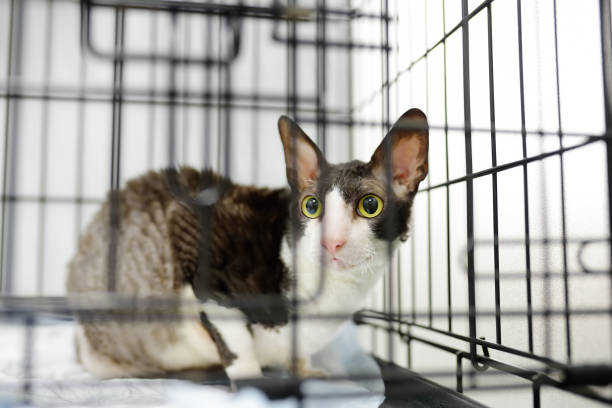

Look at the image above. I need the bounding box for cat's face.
[278,109,429,271]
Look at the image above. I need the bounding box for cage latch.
[478,336,490,358]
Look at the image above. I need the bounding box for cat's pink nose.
[322,237,346,255]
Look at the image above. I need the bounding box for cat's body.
[67,109,429,381]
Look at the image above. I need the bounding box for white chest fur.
[251,237,390,367]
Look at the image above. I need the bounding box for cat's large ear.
[369,108,429,197]
[278,116,326,192]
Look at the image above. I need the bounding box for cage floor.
[0,320,486,407]
[160,358,487,407]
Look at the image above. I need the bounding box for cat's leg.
[295,356,327,379]
[200,302,262,382]
[75,325,138,378]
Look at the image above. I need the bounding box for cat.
[66,108,429,383]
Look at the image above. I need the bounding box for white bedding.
[0,320,384,408]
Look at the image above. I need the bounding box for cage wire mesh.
[0,0,611,407]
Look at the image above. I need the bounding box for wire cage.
[0,0,611,407]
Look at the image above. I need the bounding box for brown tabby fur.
[67,167,291,374]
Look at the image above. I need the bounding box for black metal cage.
[0,0,611,407]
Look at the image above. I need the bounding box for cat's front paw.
[296,358,328,379]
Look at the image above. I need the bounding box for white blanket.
[0,319,384,408]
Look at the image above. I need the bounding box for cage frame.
[0,0,611,406]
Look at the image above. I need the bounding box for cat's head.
[278,109,428,271]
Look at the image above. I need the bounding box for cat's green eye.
[357,194,383,218]
[301,195,322,218]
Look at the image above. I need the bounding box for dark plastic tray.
[375,358,487,408]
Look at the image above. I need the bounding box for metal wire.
[0,0,611,407]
